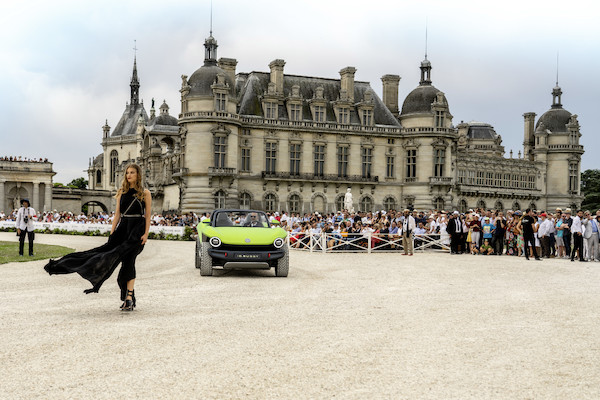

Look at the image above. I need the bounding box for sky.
[1,0,598,184]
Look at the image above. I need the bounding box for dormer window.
[215,92,226,112]
[362,109,373,126]
[264,101,278,119]
[314,105,325,122]
[289,103,302,121]
[435,110,445,127]
[338,107,349,124]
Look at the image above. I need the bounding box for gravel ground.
[1,232,600,400]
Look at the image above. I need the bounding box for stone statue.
[344,188,354,213]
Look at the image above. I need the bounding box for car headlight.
[209,237,222,248]
[273,238,284,248]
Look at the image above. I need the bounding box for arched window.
[96,170,102,185]
[383,196,396,211]
[335,194,345,212]
[239,192,251,209]
[214,190,226,209]
[264,193,276,213]
[513,201,521,212]
[288,194,301,213]
[360,196,373,213]
[477,199,486,211]
[529,203,537,212]
[110,150,118,183]
[434,197,445,211]
[458,199,468,213]
[312,195,325,213]
[494,200,504,212]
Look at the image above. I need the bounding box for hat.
[20,198,30,205]
[565,208,572,214]
[453,211,459,215]
[540,213,547,217]
[403,209,410,212]
[484,216,490,220]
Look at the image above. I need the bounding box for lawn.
[0,241,74,264]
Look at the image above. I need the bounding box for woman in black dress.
[45,163,152,311]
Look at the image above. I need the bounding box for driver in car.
[243,212,261,227]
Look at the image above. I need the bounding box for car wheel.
[195,239,201,269]
[199,242,213,276]
[275,245,289,277]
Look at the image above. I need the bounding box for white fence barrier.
[0,221,185,236]
[287,231,450,253]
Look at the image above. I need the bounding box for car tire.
[200,242,213,276]
[195,239,201,269]
[275,245,289,277]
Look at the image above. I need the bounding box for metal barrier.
[0,221,185,236]
[287,231,450,253]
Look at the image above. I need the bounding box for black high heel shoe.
[121,290,135,312]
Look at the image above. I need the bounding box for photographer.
[16,198,36,256]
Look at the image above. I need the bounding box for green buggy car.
[195,209,289,277]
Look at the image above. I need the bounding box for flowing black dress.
[44,188,146,297]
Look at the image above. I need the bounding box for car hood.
[202,226,287,245]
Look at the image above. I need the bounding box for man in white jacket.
[537,213,553,258]
[15,198,36,256]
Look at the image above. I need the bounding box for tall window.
[360,196,373,212]
[215,93,226,111]
[265,102,277,119]
[314,145,325,176]
[288,194,301,213]
[434,148,445,177]
[386,156,394,178]
[476,171,484,185]
[290,143,301,175]
[406,149,416,179]
[458,169,466,184]
[264,193,276,212]
[569,163,578,192]
[459,199,468,213]
[289,104,301,121]
[96,170,102,185]
[362,109,373,126]
[528,175,536,189]
[338,107,349,124]
[240,192,251,209]
[214,190,226,209]
[110,150,118,183]
[383,196,396,211]
[361,147,372,178]
[314,105,325,122]
[434,197,445,211]
[335,195,345,212]
[214,136,226,168]
[435,111,445,127]
[265,142,277,173]
[337,146,349,177]
[240,148,251,172]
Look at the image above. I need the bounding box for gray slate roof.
[237,72,400,126]
[401,84,445,115]
[111,103,148,137]
[535,107,572,133]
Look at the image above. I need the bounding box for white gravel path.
[1,232,600,399]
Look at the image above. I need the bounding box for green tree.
[581,169,600,212]
[67,177,88,190]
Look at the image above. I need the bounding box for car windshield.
[213,211,270,228]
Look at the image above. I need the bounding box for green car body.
[195,209,289,277]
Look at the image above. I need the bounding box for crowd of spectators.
[1,156,49,162]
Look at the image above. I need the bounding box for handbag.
[466,228,472,243]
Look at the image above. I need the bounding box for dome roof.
[400,85,443,115]
[154,114,178,126]
[535,107,571,133]
[187,64,234,96]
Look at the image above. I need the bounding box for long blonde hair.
[116,163,145,201]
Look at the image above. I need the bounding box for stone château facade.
[87,33,584,214]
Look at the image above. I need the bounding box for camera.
[24,216,28,223]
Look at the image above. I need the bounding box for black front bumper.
[208,248,285,263]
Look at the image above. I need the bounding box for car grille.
[217,244,278,252]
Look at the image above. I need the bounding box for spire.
[551,52,562,109]
[419,22,432,86]
[130,40,140,106]
[204,1,218,65]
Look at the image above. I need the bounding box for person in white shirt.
[15,198,36,256]
[570,210,586,262]
[582,211,599,261]
[537,213,553,258]
[401,209,416,256]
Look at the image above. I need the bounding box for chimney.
[339,67,356,102]
[269,59,286,94]
[218,57,238,89]
[523,112,536,161]
[381,74,401,113]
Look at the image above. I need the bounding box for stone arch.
[433,196,445,211]
[213,189,227,209]
[82,200,108,214]
[512,201,521,211]
[359,194,374,213]
[529,202,537,212]
[477,199,486,211]
[6,186,29,210]
[494,200,504,212]
[161,137,174,153]
[334,193,345,212]
[287,191,302,213]
[311,192,327,213]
